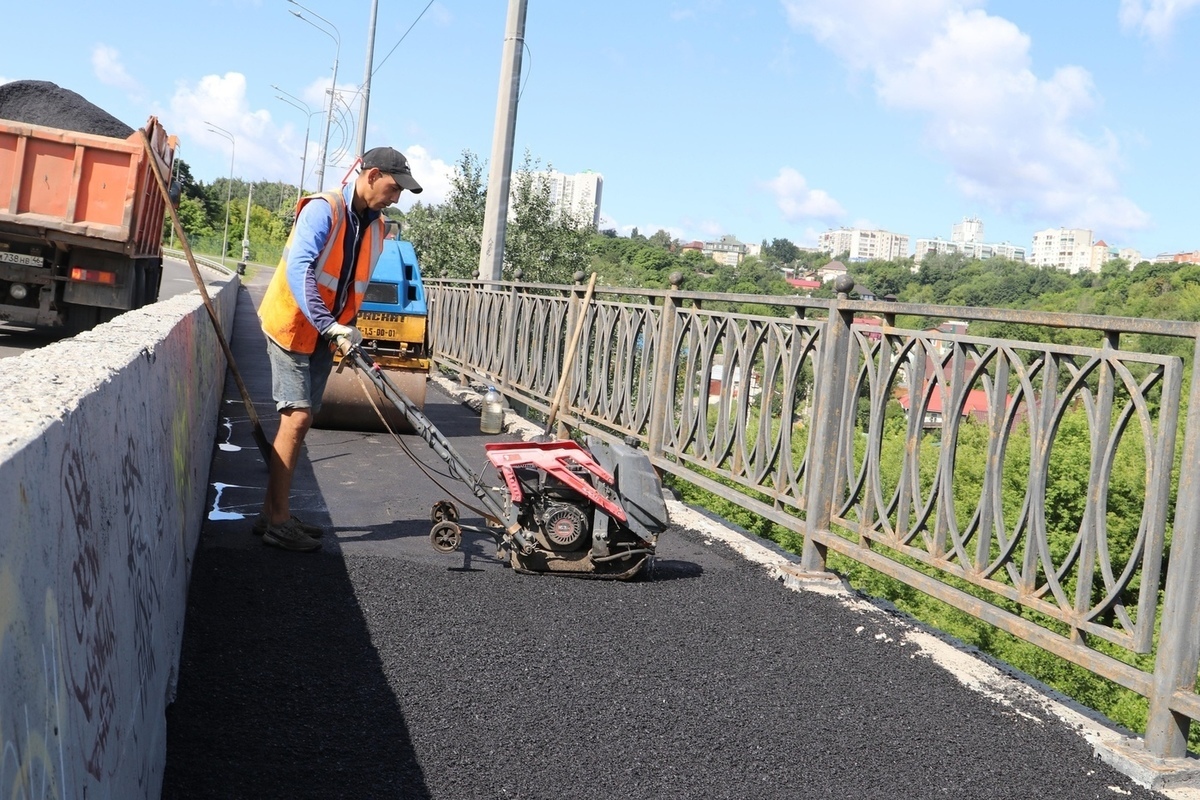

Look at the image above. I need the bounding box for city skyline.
[4,2,1197,259]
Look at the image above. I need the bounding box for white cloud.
[782,1,1150,233]
[783,0,982,71]
[167,73,289,181]
[765,167,845,223]
[397,145,455,211]
[162,71,455,214]
[91,44,140,93]
[1119,0,1200,39]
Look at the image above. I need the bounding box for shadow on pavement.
[162,277,432,799]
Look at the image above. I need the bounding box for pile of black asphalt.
[161,272,1166,799]
[0,79,133,137]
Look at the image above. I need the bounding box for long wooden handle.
[140,130,273,462]
[544,272,598,436]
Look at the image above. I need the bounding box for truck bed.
[0,116,174,257]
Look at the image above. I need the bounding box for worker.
[254,147,423,551]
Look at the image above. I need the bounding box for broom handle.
[140,130,273,461]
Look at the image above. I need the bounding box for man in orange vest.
[254,147,422,551]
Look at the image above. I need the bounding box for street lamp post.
[287,0,339,191]
[204,121,235,266]
[272,86,321,206]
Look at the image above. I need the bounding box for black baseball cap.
[362,146,423,193]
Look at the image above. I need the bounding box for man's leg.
[263,407,313,525]
[261,339,328,527]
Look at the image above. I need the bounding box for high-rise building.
[529,169,604,229]
[818,228,909,261]
[1030,228,1094,273]
[951,216,984,245]
[914,217,1026,263]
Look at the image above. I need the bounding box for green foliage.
[762,237,800,265]
[401,150,486,278]
[400,149,592,282]
[504,152,592,283]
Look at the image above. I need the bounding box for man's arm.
[285,198,338,335]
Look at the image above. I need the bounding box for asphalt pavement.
[160,270,1168,799]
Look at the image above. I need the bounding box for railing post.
[1145,336,1200,757]
[648,271,682,458]
[800,275,855,573]
[500,269,522,396]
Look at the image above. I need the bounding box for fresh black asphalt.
[160,271,1164,799]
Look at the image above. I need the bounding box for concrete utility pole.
[477,0,528,281]
[356,0,380,160]
[241,183,254,264]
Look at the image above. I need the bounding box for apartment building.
[529,169,604,229]
[1029,228,1094,273]
[952,216,984,245]
[914,217,1026,263]
[702,235,749,266]
[1118,247,1143,265]
[1089,241,1118,272]
[818,228,910,261]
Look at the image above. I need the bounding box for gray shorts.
[266,338,335,413]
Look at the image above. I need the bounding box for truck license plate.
[0,251,43,267]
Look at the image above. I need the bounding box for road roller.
[314,226,430,431]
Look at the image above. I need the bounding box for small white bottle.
[481,386,504,434]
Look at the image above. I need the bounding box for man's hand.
[323,322,363,356]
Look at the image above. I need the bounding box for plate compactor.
[340,346,670,580]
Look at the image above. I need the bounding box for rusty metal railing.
[424,272,1200,759]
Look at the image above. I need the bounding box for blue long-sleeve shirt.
[284,183,380,335]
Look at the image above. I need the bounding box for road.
[0,256,215,359]
[158,269,1173,800]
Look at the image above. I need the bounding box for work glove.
[323,322,362,356]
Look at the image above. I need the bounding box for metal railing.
[162,248,235,275]
[424,272,1200,759]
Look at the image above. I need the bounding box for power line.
[372,0,437,78]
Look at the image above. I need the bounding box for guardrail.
[424,271,1200,760]
[162,247,235,275]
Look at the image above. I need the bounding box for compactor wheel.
[430,520,463,553]
[430,500,460,524]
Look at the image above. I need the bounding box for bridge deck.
[159,270,1165,799]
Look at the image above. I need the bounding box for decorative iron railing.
[424,272,1200,760]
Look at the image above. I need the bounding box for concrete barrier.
[0,273,238,799]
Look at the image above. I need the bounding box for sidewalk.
[160,269,1169,799]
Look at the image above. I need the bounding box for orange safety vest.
[260,190,385,354]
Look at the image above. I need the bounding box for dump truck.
[0,114,177,334]
[313,224,430,431]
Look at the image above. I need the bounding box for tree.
[402,150,486,278]
[647,229,675,250]
[504,151,591,283]
[763,237,800,265]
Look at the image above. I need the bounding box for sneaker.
[261,518,322,552]
[252,513,325,539]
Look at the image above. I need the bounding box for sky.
[3,1,1198,259]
